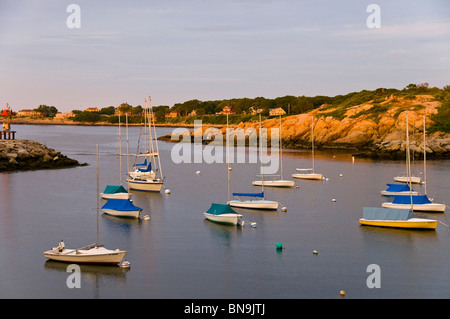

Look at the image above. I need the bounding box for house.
[85,107,100,112]
[16,109,43,117]
[188,109,197,117]
[249,107,263,115]
[269,107,286,116]
[165,110,179,118]
[216,105,236,115]
[54,112,75,120]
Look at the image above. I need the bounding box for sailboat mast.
[311,116,315,173]
[227,113,230,203]
[96,144,99,247]
[150,96,164,180]
[279,115,283,180]
[259,114,264,198]
[119,114,122,185]
[423,115,427,195]
[406,113,413,212]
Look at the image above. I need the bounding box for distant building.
[85,107,100,112]
[188,109,197,117]
[165,110,179,118]
[54,112,74,120]
[16,109,44,117]
[249,107,263,115]
[269,107,286,116]
[216,105,236,115]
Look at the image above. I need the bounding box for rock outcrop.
[0,140,85,172]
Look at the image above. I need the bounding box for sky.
[0,0,449,113]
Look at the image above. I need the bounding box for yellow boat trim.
[359,218,437,230]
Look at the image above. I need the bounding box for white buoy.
[295,185,299,189]
[143,215,150,221]
[325,178,329,181]
[195,171,200,175]
[339,173,343,177]
[332,198,336,202]
[121,260,131,268]
[313,250,318,254]
[281,206,287,212]
[165,189,171,194]
[251,222,257,228]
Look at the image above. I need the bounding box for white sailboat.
[203,203,243,225]
[101,115,131,200]
[383,115,445,213]
[228,114,279,210]
[252,115,294,187]
[44,145,127,265]
[127,97,164,192]
[292,116,323,180]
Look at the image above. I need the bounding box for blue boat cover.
[385,183,411,192]
[363,207,413,220]
[103,185,127,194]
[206,203,239,215]
[232,192,264,197]
[137,162,152,172]
[136,159,147,166]
[102,199,142,211]
[392,195,432,205]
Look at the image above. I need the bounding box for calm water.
[1,124,449,299]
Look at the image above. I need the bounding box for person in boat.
[57,240,65,252]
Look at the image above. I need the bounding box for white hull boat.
[292,171,323,180]
[44,245,126,265]
[100,192,131,200]
[382,202,445,212]
[204,203,243,225]
[381,183,418,197]
[394,176,422,184]
[127,178,163,192]
[228,199,279,210]
[101,198,143,219]
[252,180,295,187]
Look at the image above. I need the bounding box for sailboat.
[44,145,128,264]
[101,198,143,219]
[381,183,418,196]
[383,115,445,213]
[252,115,294,187]
[203,203,243,225]
[292,116,323,180]
[127,97,164,192]
[360,114,438,229]
[394,117,422,184]
[101,115,131,200]
[228,114,279,210]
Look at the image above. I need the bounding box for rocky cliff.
[164,94,450,159]
[0,140,85,172]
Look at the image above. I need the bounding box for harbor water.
[1,124,449,299]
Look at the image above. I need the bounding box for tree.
[100,106,116,115]
[34,105,58,117]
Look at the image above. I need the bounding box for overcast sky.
[1,0,449,112]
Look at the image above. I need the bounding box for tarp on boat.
[206,203,239,216]
[363,207,413,221]
[392,195,432,205]
[232,192,264,197]
[137,162,152,172]
[103,185,128,194]
[102,199,142,211]
[385,183,411,192]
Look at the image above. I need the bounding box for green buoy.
[276,242,283,250]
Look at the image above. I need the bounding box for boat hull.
[101,208,141,218]
[100,193,131,200]
[252,180,295,187]
[44,247,126,265]
[381,202,446,212]
[359,218,437,229]
[228,200,278,210]
[380,190,419,196]
[203,212,242,225]
[292,173,323,180]
[394,176,422,184]
[127,178,163,192]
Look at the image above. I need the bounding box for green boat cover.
[103,185,128,194]
[206,203,239,216]
[363,207,413,221]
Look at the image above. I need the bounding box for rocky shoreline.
[0,140,86,172]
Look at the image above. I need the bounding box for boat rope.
[438,220,449,228]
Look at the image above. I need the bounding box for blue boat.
[101,198,143,219]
